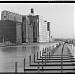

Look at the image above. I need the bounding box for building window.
[4,16,6,18]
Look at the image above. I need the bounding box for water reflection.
[0,43,57,72]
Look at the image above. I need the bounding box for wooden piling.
[24,58,25,72]
[46,47,47,53]
[47,48,48,52]
[15,62,17,73]
[29,55,31,66]
[45,48,46,53]
[42,57,43,72]
[47,53,48,62]
[44,48,45,53]
[38,62,39,73]
[49,52,50,60]
[34,54,35,63]
[42,50,43,55]
[37,52,38,60]
[51,50,53,55]
[40,51,41,58]
[45,55,46,66]
[61,45,64,73]
[42,48,44,56]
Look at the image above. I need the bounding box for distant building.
[1,10,22,44]
[22,15,39,43]
[0,20,22,44]
[0,20,16,44]
[22,15,30,43]
[39,17,50,42]
[16,22,22,44]
[22,8,50,43]
[1,9,51,44]
[1,10,22,22]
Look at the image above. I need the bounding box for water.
[74,46,75,58]
[0,43,57,72]
[68,44,75,58]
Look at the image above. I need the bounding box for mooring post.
[45,48,46,53]
[43,48,44,54]
[42,57,43,72]
[15,62,17,73]
[49,52,50,60]
[42,50,43,55]
[44,48,45,54]
[45,55,46,66]
[47,53,48,62]
[61,44,64,73]
[51,50,52,56]
[29,55,31,66]
[24,58,25,73]
[37,52,38,60]
[46,47,47,53]
[42,48,44,56]
[47,48,48,52]
[40,51,41,58]
[38,62,39,73]
[34,54,35,63]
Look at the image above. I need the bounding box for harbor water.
[0,43,57,72]
[68,44,75,58]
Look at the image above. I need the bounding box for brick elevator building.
[22,8,50,43]
[1,9,51,44]
[1,10,22,44]
[0,20,16,43]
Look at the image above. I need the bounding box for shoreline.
[0,42,59,47]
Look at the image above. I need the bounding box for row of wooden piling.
[14,44,61,73]
[28,44,60,73]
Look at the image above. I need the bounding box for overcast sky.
[0,3,74,39]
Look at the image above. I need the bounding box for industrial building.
[0,8,51,44]
[0,20,22,44]
[1,10,22,44]
[22,8,50,43]
[0,20,16,44]
[22,15,39,43]
[1,10,22,22]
